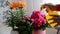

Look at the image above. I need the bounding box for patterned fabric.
[41,4,59,27]
[45,7,58,27]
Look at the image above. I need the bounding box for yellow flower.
[11,1,19,9]
[19,1,26,8]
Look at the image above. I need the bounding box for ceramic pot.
[32,30,46,34]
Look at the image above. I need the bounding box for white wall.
[33,0,42,10]
[24,0,42,15]
[24,0,33,15]
[43,0,60,5]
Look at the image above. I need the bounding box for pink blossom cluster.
[31,10,46,27]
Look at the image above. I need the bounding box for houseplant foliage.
[5,0,32,34]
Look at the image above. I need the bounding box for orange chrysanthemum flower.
[19,1,26,8]
[11,1,19,9]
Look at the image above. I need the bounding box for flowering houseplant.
[31,10,49,30]
[5,0,32,34]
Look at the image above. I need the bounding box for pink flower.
[43,19,46,24]
[31,10,46,27]
[31,10,40,19]
[32,18,42,27]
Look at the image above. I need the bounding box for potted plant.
[5,0,32,34]
[30,10,49,34]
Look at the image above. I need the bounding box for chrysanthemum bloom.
[19,1,26,8]
[11,1,19,9]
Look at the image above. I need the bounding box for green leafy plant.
[5,1,32,34]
